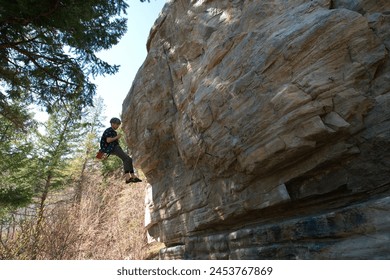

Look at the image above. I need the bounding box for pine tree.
[0,109,36,217]
[29,102,85,258]
[0,0,129,125]
[72,96,105,203]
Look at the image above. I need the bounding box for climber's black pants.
[111,145,134,174]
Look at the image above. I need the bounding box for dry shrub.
[0,213,37,259]
[0,169,149,260]
[74,171,148,259]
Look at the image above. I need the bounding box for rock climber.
[100,117,142,184]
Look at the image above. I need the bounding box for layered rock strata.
[122,0,390,259]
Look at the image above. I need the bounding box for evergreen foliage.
[0,112,36,214]
[34,103,85,189]
[0,0,129,124]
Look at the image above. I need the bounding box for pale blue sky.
[95,0,167,124]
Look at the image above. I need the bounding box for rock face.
[122,0,390,259]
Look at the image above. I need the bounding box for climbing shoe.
[126,177,142,184]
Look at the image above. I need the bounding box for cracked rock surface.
[122,0,390,259]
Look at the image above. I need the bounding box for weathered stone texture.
[122,0,390,259]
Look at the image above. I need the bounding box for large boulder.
[122,0,390,259]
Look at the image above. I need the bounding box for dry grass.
[0,169,152,260]
[74,171,149,259]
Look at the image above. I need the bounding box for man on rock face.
[100,117,142,184]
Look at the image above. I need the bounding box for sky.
[94,0,167,124]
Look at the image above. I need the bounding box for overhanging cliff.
[122,0,390,259]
